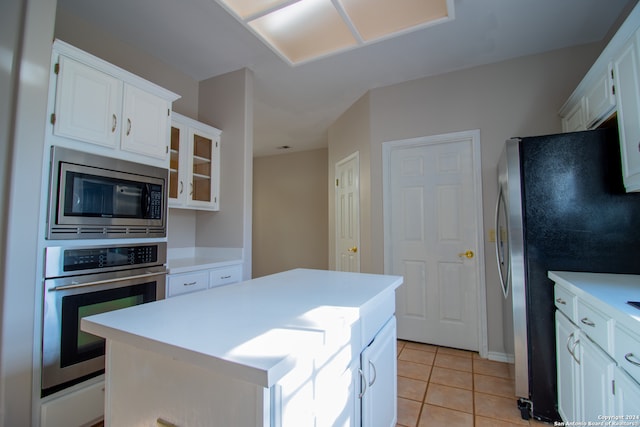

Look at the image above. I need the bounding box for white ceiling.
[56,0,634,157]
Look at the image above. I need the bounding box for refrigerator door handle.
[495,186,509,298]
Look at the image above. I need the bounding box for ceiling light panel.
[249,0,357,64]
[339,0,451,41]
[216,0,292,19]
[215,0,454,65]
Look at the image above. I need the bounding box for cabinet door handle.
[556,297,566,305]
[566,332,576,357]
[368,360,377,387]
[625,352,640,367]
[157,418,178,427]
[112,114,117,133]
[183,281,197,287]
[571,339,581,365]
[358,368,366,399]
[126,118,132,136]
[580,317,596,327]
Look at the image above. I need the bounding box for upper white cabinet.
[48,40,180,167]
[584,67,616,128]
[613,29,640,192]
[170,113,221,211]
[559,3,640,191]
[53,55,122,148]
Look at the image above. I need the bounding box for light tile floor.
[396,340,549,427]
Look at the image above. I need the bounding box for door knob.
[348,246,358,253]
[458,250,474,259]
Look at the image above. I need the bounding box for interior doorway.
[383,130,486,353]
[335,152,360,272]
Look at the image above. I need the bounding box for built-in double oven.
[42,146,169,397]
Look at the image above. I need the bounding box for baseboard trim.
[485,351,514,364]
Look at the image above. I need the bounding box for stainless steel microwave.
[47,146,168,239]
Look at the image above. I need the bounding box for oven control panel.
[63,246,158,272]
[45,242,167,278]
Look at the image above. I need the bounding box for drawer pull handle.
[220,275,231,279]
[157,418,178,427]
[625,352,640,367]
[580,317,595,327]
[556,297,567,305]
[183,281,197,287]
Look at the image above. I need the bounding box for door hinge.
[214,196,217,204]
[612,85,616,96]
[166,145,169,154]
[167,109,170,116]
[50,113,56,125]
[54,63,59,75]
[216,141,219,148]
[612,379,616,395]
[336,179,339,187]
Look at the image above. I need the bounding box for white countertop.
[166,247,242,274]
[82,268,402,388]
[548,271,640,329]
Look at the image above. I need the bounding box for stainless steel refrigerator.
[495,127,640,422]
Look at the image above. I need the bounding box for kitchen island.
[82,268,403,427]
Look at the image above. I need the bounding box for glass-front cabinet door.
[169,123,185,204]
[191,131,214,205]
[169,113,220,211]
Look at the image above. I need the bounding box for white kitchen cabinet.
[579,334,615,422]
[614,367,640,417]
[48,39,179,167]
[555,310,615,423]
[167,263,242,297]
[120,84,172,159]
[52,55,122,148]
[170,112,221,210]
[561,101,586,132]
[584,67,616,129]
[613,29,640,192]
[550,271,640,424]
[167,270,209,297]
[209,264,242,288]
[556,310,580,422]
[360,317,397,427]
[614,323,640,385]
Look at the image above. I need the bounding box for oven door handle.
[50,270,166,291]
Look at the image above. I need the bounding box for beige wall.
[328,43,602,356]
[54,9,199,117]
[327,93,372,271]
[253,149,329,277]
[197,69,254,277]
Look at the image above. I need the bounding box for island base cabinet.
[105,340,269,427]
[360,317,397,427]
[614,367,640,416]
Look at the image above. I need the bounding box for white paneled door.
[335,152,360,272]
[384,131,484,351]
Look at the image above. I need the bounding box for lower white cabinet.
[167,263,242,297]
[360,317,397,427]
[40,379,105,427]
[614,367,640,416]
[555,310,615,422]
[167,270,209,297]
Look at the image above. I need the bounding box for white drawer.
[554,284,577,321]
[167,271,209,297]
[615,323,640,385]
[577,299,612,355]
[209,264,242,288]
